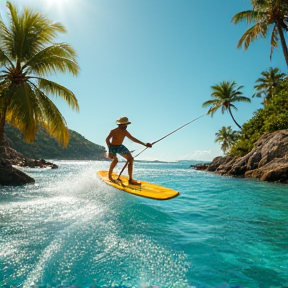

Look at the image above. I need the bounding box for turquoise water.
[0,160,287,288]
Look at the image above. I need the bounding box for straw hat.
[116,116,131,125]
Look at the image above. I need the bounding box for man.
[106,116,152,185]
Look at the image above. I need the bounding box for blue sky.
[1,0,287,161]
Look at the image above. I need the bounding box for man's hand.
[145,143,152,148]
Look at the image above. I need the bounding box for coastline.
[191,130,288,184]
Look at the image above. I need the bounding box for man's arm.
[106,130,113,147]
[126,131,152,147]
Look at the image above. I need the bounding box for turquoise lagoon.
[0,160,287,288]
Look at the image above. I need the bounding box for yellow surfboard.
[97,170,179,200]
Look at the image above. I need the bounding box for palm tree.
[253,67,286,105]
[252,0,288,8]
[0,2,79,147]
[215,126,240,155]
[231,0,288,66]
[202,81,251,129]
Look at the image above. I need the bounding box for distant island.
[5,124,106,160]
[135,160,170,164]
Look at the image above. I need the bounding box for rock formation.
[0,141,58,186]
[0,159,35,186]
[192,130,288,183]
[0,144,34,186]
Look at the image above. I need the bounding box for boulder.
[207,155,235,172]
[21,158,58,169]
[0,143,27,165]
[190,163,210,170]
[0,142,57,186]
[0,159,35,186]
[192,130,288,183]
[245,157,288,183]
[216,156,238,175]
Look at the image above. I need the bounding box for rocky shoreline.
[0,143,58,186]
[191,130,288,184]
[1,130,287,186]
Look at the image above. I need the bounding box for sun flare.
[34,0,86,25]
[42,0,71,10]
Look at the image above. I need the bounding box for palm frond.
[20,13,66,60]
[36,78,79,111]
[0,80,10,98]
[0,3,19,59]
[235,84,244,91]
[203,81,250,127]
[0,47,14,68]
[231,10,262,24]
[202,99,218,107]
[23,43,79,76]
[5,83,39,142]
[0,1,78,147]
[207,105,221,117]
[229,103,238,110]
[6,82,70,146]
[214,126,239,155]
[0,19,13,55]
[232,1,288,65]
[233,96,251,103]
[237,22,267,50]
[3,1,67,61]
[270,24,279,60]
[33,87,70,147]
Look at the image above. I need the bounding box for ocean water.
[0,160,287,288]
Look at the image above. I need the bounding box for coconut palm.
[253,67,286,105]
[252,0,288,9]
[231,0,288,66]
[0,1,79,147]
[215,126,240,155]
[202,81,251,129]
[252,0,288,14]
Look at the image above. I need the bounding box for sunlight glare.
[42,0,71,10]
[36,0,88,27]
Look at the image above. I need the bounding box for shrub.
[230,89,288,156]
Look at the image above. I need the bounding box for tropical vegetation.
[231,0,288,66]
[207,0,288,157]
[0,1,79,148]
[230,88,288,156]
[202,81,251,129]
[253,67,286,105]
[215,126,240,155]
[1,0,287,165]
[5,124,106,160]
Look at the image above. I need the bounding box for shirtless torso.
[106,125,145,147]
[105,122,152,185]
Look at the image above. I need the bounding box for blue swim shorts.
[109,144,130,157]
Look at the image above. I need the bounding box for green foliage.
[0,1,79,146]
[252,0,288,12]
[230,89,288,156]
[232,0,288,65]
[253,67,286,105]
[202,81,251,129]
[5,124,106,160]
[215,126,240,155]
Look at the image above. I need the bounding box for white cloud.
[178,149,223,162]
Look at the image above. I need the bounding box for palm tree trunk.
[0,110,6,145]
[277,23,288,67]
[228,107,242,129]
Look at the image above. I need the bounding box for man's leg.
[108,155,118,182]
[123,153,141,185]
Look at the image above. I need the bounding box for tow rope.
[117,112,207,179]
